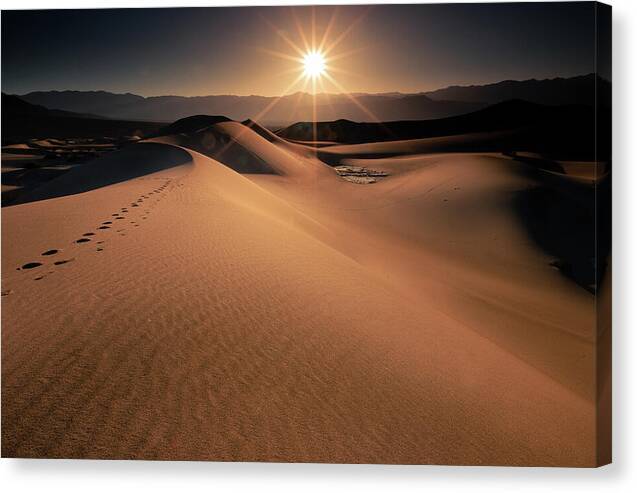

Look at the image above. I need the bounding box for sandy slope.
[2,129,598,465]
[316,130,520,164]
[150,121,331,180]
[255,151,597,398]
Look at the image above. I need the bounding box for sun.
[259,8,379,122]
[302,51,326,78]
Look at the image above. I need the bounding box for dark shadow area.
[241,119,280,143]
[193,131,276,174]
[2,115,162,144]
[595,173,612,291]
[2,167,73,206]
[154,115,231,136]
[503,151,565,173]
[162,127,278,175]
[212,141,276,174]
[510,162,610,294]
[290,100,611,165]
[7,143,192,206]
[315,130,523,166]
[1,144,127,206]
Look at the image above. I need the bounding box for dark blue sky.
[1,3,601,96]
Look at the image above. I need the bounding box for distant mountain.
[424,74,609,107]
[15,73,606,125]
[14,90,146,117]
[18,91,483,124]
[1,93,163,143]
[1,93,104,119]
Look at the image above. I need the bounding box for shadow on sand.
[510,155,610,293]
[5,143,192,206]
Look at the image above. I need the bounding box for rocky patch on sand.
[334,165,389,184]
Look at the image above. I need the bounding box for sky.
[1,3,602,97]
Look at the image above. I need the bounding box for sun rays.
[264,7,362,87]
[253,6,382,141]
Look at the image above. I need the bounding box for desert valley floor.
[1,120,605,465]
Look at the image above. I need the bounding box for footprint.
[42,249,59,256]
[98,226,110,230]
[83,233,95,237]
[20,262,42,270]
[115,217,125,220]
[76,238,91,244]
[54,259,75,266]
[34,276,44,281]
[96,247,104,252]
[102,221,113,225]
[1,289,13,296]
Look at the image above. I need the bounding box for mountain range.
[1,93,163,143]
[15,74,607,125]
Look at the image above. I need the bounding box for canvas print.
[1,2,611,466]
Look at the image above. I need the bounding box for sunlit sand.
[1,116,604,465]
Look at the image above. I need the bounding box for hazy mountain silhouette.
[1,93,162,143]
[424,74,609,107]
[17,74,605,125]
[18,91,482,124]
[2,93,103,119]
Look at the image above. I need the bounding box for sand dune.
[151,119,333,180]
[20,143,191,203]
[317,131,520,164]
[1,120,602,465]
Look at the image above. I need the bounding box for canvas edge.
[594,0,612,468]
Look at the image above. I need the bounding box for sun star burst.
[302,51,326,78]
[253,7,380,137]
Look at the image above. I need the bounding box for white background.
[0,0,635,491]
